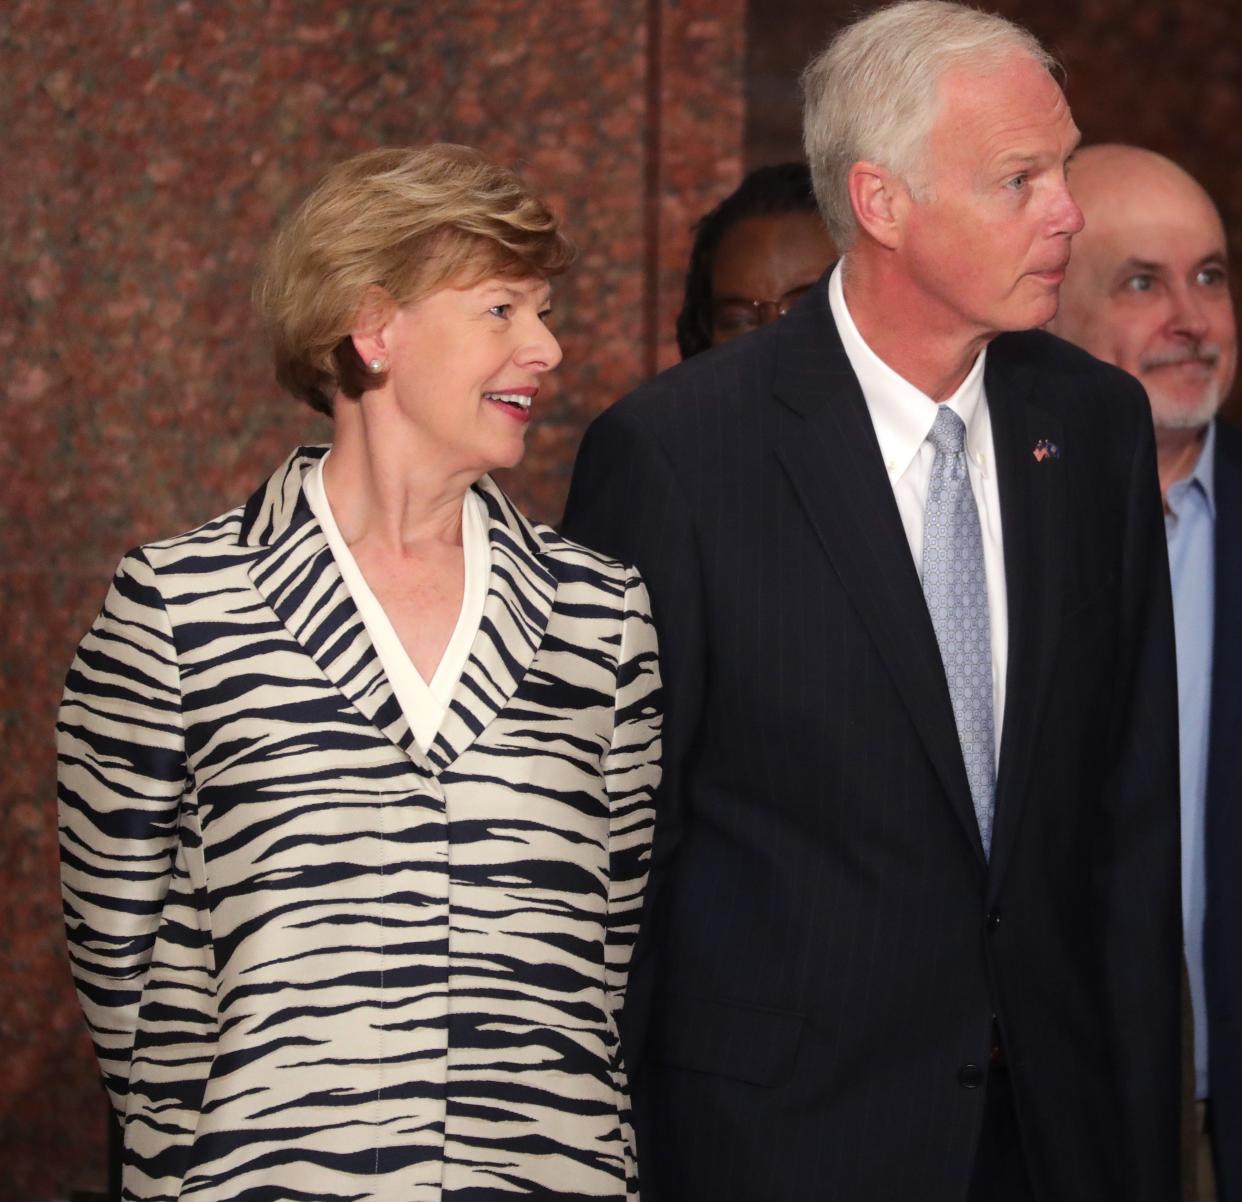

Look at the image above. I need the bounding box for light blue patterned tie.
[921,407,995,857]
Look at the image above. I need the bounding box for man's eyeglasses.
[711,285,814,338]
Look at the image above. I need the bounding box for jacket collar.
[771,281,1066,881]
[242,446,556,773]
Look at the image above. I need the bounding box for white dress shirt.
[303,451,492,752]
[828,262,1008,754]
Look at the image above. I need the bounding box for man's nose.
[1054,179,1085,238]
[1169,286,1210,340]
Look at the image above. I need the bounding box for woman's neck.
[323,398,474,553]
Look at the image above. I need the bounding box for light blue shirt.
[1165,419,1216,1101]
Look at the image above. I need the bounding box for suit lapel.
[771,290,984,864]
[426,475,557,773]
[242,447,427,771]
[1209,425,1242,816]
[984,345,1066,889]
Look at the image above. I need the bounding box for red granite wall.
[0,2,744,1197]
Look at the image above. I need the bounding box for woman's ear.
[847,160,910,251]
[349,286,396,372]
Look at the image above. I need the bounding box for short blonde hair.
[254,144,575,414]
[801,1,1057,248]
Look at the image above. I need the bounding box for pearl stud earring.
[368,358,384,373]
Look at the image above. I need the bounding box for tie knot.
[927,406,967,455]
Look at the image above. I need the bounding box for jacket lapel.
[771,288,984,864]
[242,446,426,771]
[425,475,557,772]
[241,453,555,774]
[983,343,1066,889]
[1208,425,1242,837]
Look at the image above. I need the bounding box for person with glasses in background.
[675,161,836,359]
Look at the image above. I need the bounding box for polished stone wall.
[0,2,743,1196]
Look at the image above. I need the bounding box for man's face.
[1053,153,1235,431]
[894,52,1083,340]
[710,212,837,344]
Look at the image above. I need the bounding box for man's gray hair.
[801,1,1058,248]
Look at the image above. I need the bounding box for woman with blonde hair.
[57,144,661,1202]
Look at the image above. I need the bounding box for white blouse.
[302,452,491,751]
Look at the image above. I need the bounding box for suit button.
[986,910,1001,931]
[958,1063,985,1089]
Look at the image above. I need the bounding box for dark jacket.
[562,277,1181,1202]
[1206,418,1242,1200]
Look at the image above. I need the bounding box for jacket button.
[958,1063,985,1089]
[986,910,1001,931]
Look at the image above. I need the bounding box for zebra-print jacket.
[57,446,662,1202]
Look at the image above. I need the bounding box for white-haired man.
[564,5,1180,1200]
[1050,143,1240,1202]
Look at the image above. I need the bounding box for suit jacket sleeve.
[1096,393,1181,1199]
[563,405,705,1067]
[56,548,187,1116]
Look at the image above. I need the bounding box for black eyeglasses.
[711,285,814,339]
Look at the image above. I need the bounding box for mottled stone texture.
[653,0,747,372]
[0,2,743,1197]
[746,0,1242,421]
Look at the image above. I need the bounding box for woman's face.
[374,275,562,478]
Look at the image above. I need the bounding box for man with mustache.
[1051,143,1241,1202]
[565,5,1180,1200]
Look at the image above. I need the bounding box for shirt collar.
[1166,418,1218,520]
[828,259,992,480]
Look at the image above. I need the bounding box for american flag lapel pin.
[1033,438,1060,463]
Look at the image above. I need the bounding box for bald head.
[1066,144,1215,219]
[1051,144,1235,431]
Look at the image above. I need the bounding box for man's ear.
[847,160,909,250]
[349,285,396,369]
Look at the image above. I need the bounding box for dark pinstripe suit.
[562,279,1181,1202]
[1206,420,1242,1201]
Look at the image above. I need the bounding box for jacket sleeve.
[603,569,662,1013]
[563,407,707,1062]
[56,548,187,1116]
[1094,391,1182,1200]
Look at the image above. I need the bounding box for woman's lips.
[489,399,533,423]
[483,389,536,423]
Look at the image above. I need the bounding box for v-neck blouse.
[302,451,492,752]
